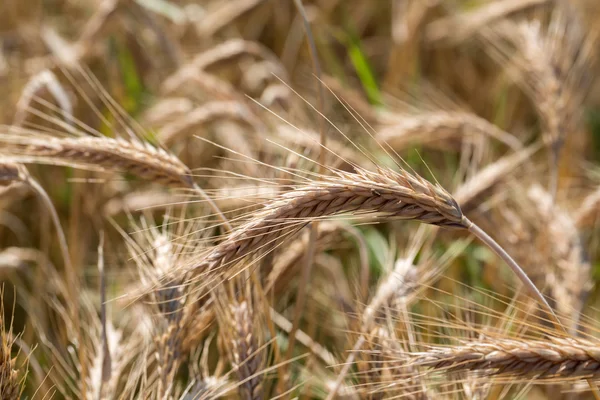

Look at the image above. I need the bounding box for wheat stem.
[465,218,565,333]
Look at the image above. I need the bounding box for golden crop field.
[2,0,600,398]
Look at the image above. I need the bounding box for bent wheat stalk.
[188,165,560,329]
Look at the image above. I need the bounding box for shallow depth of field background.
[2,0,600,399]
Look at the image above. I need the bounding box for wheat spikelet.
[264,221,341,293]
[124,219,195,398]
[357,327,389,400]
[142,97,194,126]
[103,190,183,217]
[575,187,600,228]
[194,0,266,38]
[373,332,431,400]
[259,83,291,108]
[13,69,72,127]
[411,337,600,380]
[181,377,235,400]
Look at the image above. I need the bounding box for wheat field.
[2,0,600,399]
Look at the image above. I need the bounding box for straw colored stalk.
[411,337,600,380]
[376,111,523,152]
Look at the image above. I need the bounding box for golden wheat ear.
[185,161,559,326]
[410,336,600,381]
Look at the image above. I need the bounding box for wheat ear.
[0,128,231,229]
[412,337,600,380]
[191,165,558,330]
